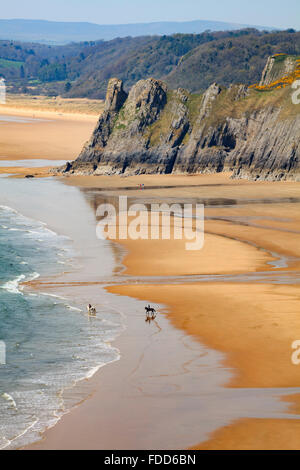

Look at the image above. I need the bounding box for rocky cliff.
[259,54,298,87]
[62,56,300,181]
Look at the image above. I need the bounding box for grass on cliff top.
[266,54,300,85]
[202,84,299,132]
[273,54,300,64]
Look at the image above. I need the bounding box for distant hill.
[0,19,276,44]
[165,30,300,92]
[1,29,299,99]
[65,30,300,99]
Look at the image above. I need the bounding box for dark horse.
[145,304,156,319]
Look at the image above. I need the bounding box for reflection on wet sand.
[77,178,300,449]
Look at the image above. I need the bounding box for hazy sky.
[1,0,300,30]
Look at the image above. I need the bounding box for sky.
[0,0,299,30]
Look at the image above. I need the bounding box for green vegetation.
[166,31,300,93]
[273,54,289,63]
[199,85,297,138]
[0,58,24,69]
[0,29,299,98]
[144,91,179,146]
[38,63,67,82]
[185,93,203,126]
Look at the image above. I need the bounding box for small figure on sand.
[87,303,96,316]
[145,304,157,321]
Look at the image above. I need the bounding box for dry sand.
[0,103,98,162]
[3,93,103,117]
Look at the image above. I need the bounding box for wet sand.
[51,174,300,450]
[0,113,267,449]
[1,107,300,449]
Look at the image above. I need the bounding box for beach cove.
[0,107,300,450]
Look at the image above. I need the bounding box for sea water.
[0,183,122,449]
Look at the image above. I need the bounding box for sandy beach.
[0,98,99,163]
[1,105,300,450]
[22,172,300,450]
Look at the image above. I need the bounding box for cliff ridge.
[62,58,300,181]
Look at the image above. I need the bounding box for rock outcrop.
[259,54,297,86]
[62,58,300,181]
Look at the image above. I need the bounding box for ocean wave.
[1,274,26,294]
[0,201,124,450]
[0,272,40,295]
[0,417,39,451]
[0,204,71,244]
[1,392,18,411]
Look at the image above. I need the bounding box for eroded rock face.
[62,66,300,181]
[105,77,128,112]
[174,108,300,181]
[67,78,170,175]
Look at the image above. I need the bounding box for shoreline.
[1,109,300,449]
[0,168,237,450]
[24,173,300,450]
[0,176,124,449]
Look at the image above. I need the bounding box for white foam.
[0,418,39,450]
[1,274,26,294]
[66,305,82,312]
[0,204,69,245]
[40,292,67,300]
[1,393,18,411]
[26,272,40,282]
[1,272,40,295]
[0,203,124,450]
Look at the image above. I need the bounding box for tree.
[64,81,72,92]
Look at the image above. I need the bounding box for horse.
[145,305,156,319]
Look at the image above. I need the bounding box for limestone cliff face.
[63,62,300,181]
[259,55,297,86]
